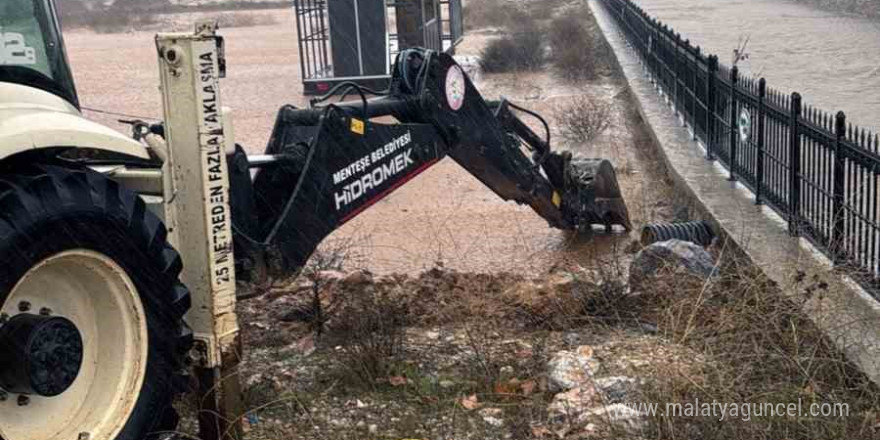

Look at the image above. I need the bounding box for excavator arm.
[232,48,631,273]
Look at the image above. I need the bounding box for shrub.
[329,283,409,387]
[478,18,544,73]
[463,0,515,29]
[554,95,612,145]
[547,8,612,82]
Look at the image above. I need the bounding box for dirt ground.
[65,7,679,277]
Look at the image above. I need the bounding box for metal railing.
[601,0,880,289]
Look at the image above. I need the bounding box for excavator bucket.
[567,158,632,232]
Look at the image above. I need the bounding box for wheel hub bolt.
[39,307,52,316]
[17,395,28,406]
[18,301,30,312]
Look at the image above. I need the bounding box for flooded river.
[623,0,880,132]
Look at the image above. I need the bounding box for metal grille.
[294,0,464,94]
[293,0,330,81]
[602,0,880,292]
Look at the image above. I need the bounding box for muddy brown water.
[624,0,880,133]
[65,9,661,275]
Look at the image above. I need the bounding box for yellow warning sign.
[552,191,562,208]
[350,118,365,135]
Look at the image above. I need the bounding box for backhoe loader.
[0,1,630,439]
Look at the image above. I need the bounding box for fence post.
[693,46,700,139]
[788,92,802,236]
[706,55,718,161]
[833,111,847,261]
[728,65,739,181]
[664,25,673,106]
[756,78,766,205]
[651,20,660,85]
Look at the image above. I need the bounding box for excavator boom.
[232,49,631,272]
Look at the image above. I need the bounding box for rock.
[629,239,717,291]
[343,270,373,285]
[287,277,316,292]
[439,380,455,389]
[249,321,269,330]
[480,408,504,427]
[548,384,599,422]
[548,271,575,288]
[499,365,514,375]
[424,330,440,340]
[593,376,638,403]
[562,332,584,347]
[549,389,646,434]
[584,404,646,434]
[639,323,659,334]
[287,334,316,357]
[547,345,600,392]
[368,424,378,434]
[316,269,346,281]
[277,305,316,323]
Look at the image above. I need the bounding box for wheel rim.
[0,250,148,440]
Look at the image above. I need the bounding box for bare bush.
[479,18,544,73]
[554,96,613,145]
[463,0,516,29]
[547,8,613,82]
[465,0,570,29]
[330,282,410,387]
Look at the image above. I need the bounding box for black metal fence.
[601,0,880,288]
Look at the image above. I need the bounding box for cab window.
[0,0,79,107]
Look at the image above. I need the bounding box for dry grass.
[328,279,410,389]
[225,237,880,440]
[621,251,880,439]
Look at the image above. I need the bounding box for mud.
[65,8,677,276]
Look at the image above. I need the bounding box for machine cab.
[1,0,79,107]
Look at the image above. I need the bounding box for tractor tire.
[0,164,192,440]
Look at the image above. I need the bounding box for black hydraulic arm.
[237,48,630,273]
